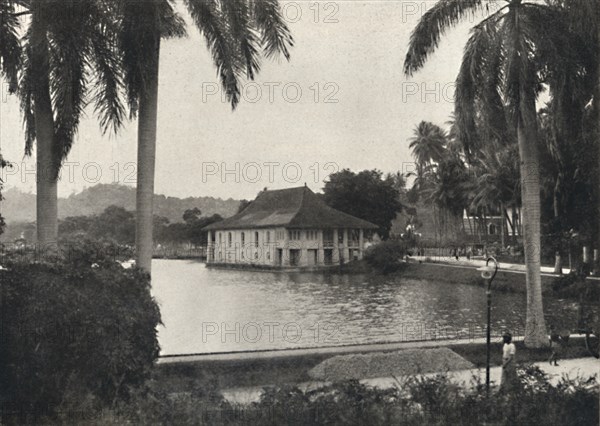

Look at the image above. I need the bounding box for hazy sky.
[0,0,480,202]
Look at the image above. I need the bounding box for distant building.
[204,186,378,268]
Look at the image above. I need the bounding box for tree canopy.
[323,169,403,239]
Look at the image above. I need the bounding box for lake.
[152,259,585,355]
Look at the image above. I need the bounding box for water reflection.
[151,259,591,355]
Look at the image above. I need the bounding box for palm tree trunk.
[517,106,548,348]
[135,34,160,273]
[467,212,473,236]
[500,203,505,250]
[483,208,488,244]
[31,5,58,249]
[553,177,563,275]
[511,204,518,246]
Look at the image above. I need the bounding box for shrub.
[364,240,407,274]
[0,240,161,422]
[551,270,600,304]
[246,371,598,426]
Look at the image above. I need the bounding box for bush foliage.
[106,365,598,426]
[364,240,407,274]
[0,240,161,422]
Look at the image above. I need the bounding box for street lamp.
[477,256,498,395]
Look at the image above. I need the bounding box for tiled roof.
[204,186,378,231]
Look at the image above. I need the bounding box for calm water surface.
[152,259,585,355]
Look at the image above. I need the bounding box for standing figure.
[548,325,569,366]
[548,325,561,366]
[500,332,517,391]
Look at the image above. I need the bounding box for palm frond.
[185,0,244,108]
[0,0,22,93]
[404,0,490,76]
[18,27,35,156]
[222,0,261,80]
[89,17,126,136]
[159,0,187,39]
[46,1,92,171]
[454,10,509,158]
[251,0,293,60]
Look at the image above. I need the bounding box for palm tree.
[404,0,577,347]
[408,121,447,170]
[118,0,293,273]
[1,0,124,247]
[471,143,521,250]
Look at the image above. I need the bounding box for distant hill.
[0,184,240,224]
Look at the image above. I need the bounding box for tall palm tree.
[408,121,447,170]
[118,0,293,273]
[2,0,125,247]
[404,0,577,347]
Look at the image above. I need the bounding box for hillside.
[0,184,240,224]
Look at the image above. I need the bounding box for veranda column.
[207,231,213,263]
[318,230,325,265]
[332,229,339,264]
[358,229,365,260]
[283,228,290,266]
[300,231,308,266]
[342,229,349,264]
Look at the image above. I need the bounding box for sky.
[0,0,483,202]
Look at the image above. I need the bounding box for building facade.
[204,186,378,268]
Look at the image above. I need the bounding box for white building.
[204,186,378,268]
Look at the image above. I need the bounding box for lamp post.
[477,256,498,395]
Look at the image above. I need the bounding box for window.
[255,231,259,247]
[289,230,302,240]
[267,251,271,260]
[228,232,232,247]
[306,230,317,240]
[338,229,344,244]
[241,232,245,245]
[219,233,222,244]
[276,230,284,240]
[266,231,271,243]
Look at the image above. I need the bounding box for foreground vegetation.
[0,241,161,423]
[12,366,597,425]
